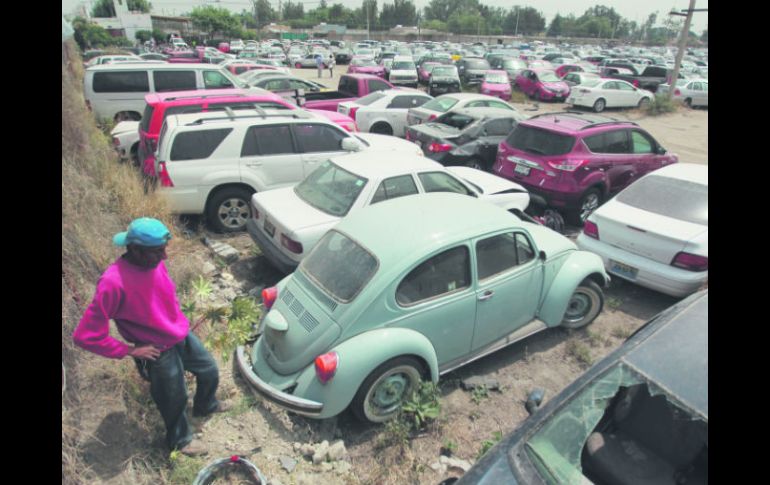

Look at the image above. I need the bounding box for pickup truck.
[601,64,687,93]
[297,73,395,112]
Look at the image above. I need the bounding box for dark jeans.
[142,333,220,450]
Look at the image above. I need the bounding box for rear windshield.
[393,61,416,70]
[300,230,378,303]
[422,97,459,113]
[436,112,478,130]
[140,104,154,132]
[356,91,388,106]
[294,160,368,217]
[616,175,708,225]
[506,125,576,156]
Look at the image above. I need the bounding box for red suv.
[138,89,357,177]
[493,112,678,224]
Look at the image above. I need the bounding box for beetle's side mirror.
[539,250,547,261]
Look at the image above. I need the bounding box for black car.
[456,57,492,85]
[454,289,708,485]
[405,108,524,172]
[427,65,461,97]
[334,48,352,65]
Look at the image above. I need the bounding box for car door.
[629,129,668,175]
[471,232,543,352]
[291,123,350,176]
[582,129,636,193]
[386,95,431,136]
[601,81,621,107]
[615,80,640,106]
[395,245,477,365]
[239,123,304,190]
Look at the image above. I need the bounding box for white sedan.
[576,163,707,298]
[657,79,708,108]
[338,90,433,137]
[566,78,654,113]
[246,153,532,274]
[406,93,518,126]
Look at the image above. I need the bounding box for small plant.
[471,385,490,405]
[645,94,679,116]
[510,90,529,104]
[401,382,441,430]
[566,340,593,366]
[477,431,504,459]
[191,275,213,300]
[441,439,458,456]
[214,255,229,269]
[166,451,206,484]
[586,329,605,347]
[611,326,633,339]
[204,297,261,362]
[378,414,411,448]
[607,296,623,309]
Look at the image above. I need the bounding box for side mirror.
[539,250,547,261]
[341,137,361,152]
[657,146,667,155]
[525,388,545,415]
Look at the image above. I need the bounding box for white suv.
[155,108,423,232]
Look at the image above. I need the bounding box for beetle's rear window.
[300,230,378,303]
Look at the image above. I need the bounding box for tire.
[568,188,602,226]
[684,98,693,108]
[592,98,606,113]
[205,187,254,233]
[561,280,604,329]
[351,356,426,423]
[370,122,393,136]
[130,143,140,167]
[638,97,651,110]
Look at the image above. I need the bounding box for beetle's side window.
[396,246,470,305]
[476,233,517,280]
[516,234,535,264]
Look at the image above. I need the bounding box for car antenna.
[224,107,235,120]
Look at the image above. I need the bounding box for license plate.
[263,219,275,237]
[609,260,638,280]
[514,164,531,176]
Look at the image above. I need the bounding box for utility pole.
[366,1,370,39]
[665,1,707,100]
[514,7,520,37]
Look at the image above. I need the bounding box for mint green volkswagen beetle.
[237,193,610,423]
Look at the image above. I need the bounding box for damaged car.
[454,289,708,485]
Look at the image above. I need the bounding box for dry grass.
[62,39,205,484]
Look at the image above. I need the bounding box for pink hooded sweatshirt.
[73,258,190,359]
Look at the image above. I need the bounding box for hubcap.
[564,291,592,323]
[364,365,420,421]
[218,198,249,229]
[580,193,599,221]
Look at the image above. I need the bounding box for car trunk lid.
[407,123,461,152]
[591,202,706,265]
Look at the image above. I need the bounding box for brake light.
[348,106,359,121]
[674,89,681,96]
[281,234,303,254]
[405,130,411,140]
[583,220,599,239]
[671,252,708,272]
[632,80,640,87]
[314,352,339,384]
[158,161,174,187]
[428,114,437,121]
[547,159,590,171]
[428,142,453,153]
[113,137,120,147]
[261,286,278,310]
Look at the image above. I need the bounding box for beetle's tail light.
[674,89,681,96]
[583,220,599,239]
[547,159,590,171]
[261,286,278,310]
[315,352,339,384]
[671,252,708,272]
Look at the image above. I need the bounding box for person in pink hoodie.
[73,218,227,457]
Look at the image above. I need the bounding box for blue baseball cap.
[113,218,172,247]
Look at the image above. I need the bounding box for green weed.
[611,326,633,339]
[401,382,441,430]
[166,451,206,484]
[645,94,679,116]
[477,431,504,459]
[566,340,593,366]
[471,385,490,405]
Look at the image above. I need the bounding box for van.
[83,63,245,122]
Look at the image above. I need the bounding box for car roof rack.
[185,107,310,125]
[162,92,247,102]
[525,111,638,129]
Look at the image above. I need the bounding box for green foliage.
[283,0,306,20]
[167,452,206,484]
[470,385,489,405]
[401,381,441,430]
[422,19,447,32]
[91,0,151,17]
[72,17,121,50]
[135,30,152,43]
[645,94,679,116]
[192,275,213,300]
[379,415,411,448]
[190,6,241,39]
[442,439,458,454]
[380,0,417,28]
[204,297,261,362]
[611,326,633,339]
[566,340,592,366]
[477,431,503,459]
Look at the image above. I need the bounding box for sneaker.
[178,439,208,457]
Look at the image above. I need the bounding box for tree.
[282,1,305,20]
[380,0,417,28]
[700,28,707,43]
[190,6,240,39]
[91,0,151,17]
[547,14,564,37]
[72,17,132,50]
[502,6,545,35]
[135,30,152,43]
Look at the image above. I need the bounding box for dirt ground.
[73,64,706,485]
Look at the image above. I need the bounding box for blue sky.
[62,0,708,33]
